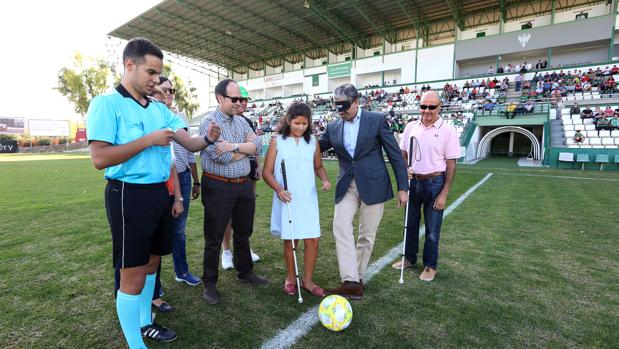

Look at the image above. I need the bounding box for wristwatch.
[233,143,239,153]
[175,197,184,202]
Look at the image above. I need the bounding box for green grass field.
[0,154,618,348]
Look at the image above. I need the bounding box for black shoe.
[202,287,220,305]
[141,321,177,342]
[237,272,269,285]
[152,301,173,313]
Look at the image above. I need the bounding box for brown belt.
[203,172,248,184]
[412,172,444,180]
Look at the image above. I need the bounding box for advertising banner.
[0,140,18,153]
[328,62,352,78]
[0,117,25,134]
[75,128,87,142]
[28,120,70,136]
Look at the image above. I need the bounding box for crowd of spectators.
[577,105,619,134]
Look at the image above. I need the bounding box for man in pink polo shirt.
[392,91,460,281]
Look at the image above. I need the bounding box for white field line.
[458,170,619,182]
[260,173,494,349]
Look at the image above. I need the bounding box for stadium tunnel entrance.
[476,126,543,160]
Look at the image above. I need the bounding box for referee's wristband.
[193,182,200,186]
[204,134,215,145]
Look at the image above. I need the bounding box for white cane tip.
[298,299,303,303]
[399,279,404,284]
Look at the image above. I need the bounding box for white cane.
[281,159,303,303]
[399,136,415,284]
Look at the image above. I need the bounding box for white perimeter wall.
[416,45,455,82]
[504,14,551,32]
[460,24,500,40]
[555,3,609,24]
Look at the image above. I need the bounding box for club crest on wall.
[518,33,531,48]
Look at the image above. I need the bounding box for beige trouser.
[333,180,385,282]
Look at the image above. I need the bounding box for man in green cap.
[220,86,262,270]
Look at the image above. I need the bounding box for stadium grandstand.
[110,0,619,170]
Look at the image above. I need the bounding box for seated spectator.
[488,66,494,74]
[574,82,583,93]
[522,79,531,90]
[573,130,585,143]
[612,65,619,75]
[580,107,594,120]
[524,100,535,113]
[515,102,526,116]
[542,59,548,68]
[595,115,613,134]
[593,106,603,119]
[505,102,517,119]
[482,100,495,115]
[607,76,616,90]
[497,65,504,74]
[604,106,614,117]
[569,103,580,119]
[603,66,612,76]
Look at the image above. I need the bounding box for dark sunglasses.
[222,94,248,103]
[419,104,439,110]
[334,100,354,113]
[162,88,176,94]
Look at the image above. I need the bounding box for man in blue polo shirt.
[87,37,220,349]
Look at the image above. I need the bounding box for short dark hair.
[333,83,359,102]
[214,79,237,97]
[122,37,163,65]
[279,102,313,143]
[158,76,170,85]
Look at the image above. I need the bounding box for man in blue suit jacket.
[319,84,409,300]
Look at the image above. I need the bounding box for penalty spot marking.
[260,173,494,349]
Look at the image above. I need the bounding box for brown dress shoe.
[325,281,363,301]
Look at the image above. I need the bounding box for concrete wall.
[460,24,500,41]
[455,15,613,61]
[417,44,455,82]
[554,3,610,24]
[552,45,609,67]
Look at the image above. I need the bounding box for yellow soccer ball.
[318,295,353,332]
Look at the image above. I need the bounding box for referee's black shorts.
[105,179,173,269]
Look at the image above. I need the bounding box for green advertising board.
[328,62,352,78]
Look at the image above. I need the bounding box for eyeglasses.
[222,94,248,103]
[162,88,176,94]
[419,104,439,110]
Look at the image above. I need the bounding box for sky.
[0,0,212,121]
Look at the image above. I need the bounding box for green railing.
[474,102,551,117]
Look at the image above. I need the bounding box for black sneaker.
[141,321,177,342]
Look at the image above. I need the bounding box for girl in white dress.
[262,102,331,297]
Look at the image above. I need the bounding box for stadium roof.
[110,0,607,74]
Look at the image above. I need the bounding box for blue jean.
[405,175,445,269]
[172,169,192,277]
